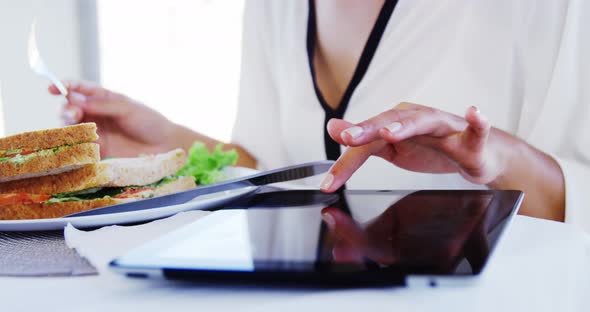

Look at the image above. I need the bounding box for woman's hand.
[320,102,566,222]
[320,102,513,191]
[49,80,259,168]
[49,80,180,158]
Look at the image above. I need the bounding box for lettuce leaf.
[175,142,238,185]
[52,187,126,201]
[46,197,84,203]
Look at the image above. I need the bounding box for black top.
[306,0,398,161]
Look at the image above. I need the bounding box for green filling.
[175,142,238,185]
[45,176,180,203]
[10,154,35,164]
[153,175,178,187]
[0,148,24,156]
[49,187,126,203]
[53,187,109,198]
[0,146,67,164]
[46,197,84,203]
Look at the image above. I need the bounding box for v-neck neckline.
[306,0,398,160]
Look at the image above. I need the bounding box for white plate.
[0,167,259,231]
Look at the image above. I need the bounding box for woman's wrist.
[163,122,257,169]
[485,129,565,221]
[486,129,525,190]
[160,122,196,152]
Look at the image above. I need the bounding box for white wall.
[0,0,81,136]
[96,0,244,142]
[0,0,244,142]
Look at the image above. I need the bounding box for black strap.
[307,0,398,161]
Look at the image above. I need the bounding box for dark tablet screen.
[111,190,523,285]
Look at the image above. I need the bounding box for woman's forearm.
[488,131,565,221]
[169,124,257,169]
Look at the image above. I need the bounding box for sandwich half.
[0,123,100,183]
[0,148,196,220]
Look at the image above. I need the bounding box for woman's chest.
[272,1,524,163]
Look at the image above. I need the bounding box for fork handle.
[43,71,68,96]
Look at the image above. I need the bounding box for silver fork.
[27,19,68,97]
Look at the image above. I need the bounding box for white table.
[2,215,589,312]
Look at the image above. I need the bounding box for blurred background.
[0,0,245,142]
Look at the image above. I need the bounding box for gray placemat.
[0,231,97,277]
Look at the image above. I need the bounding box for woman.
[51,0,590,232]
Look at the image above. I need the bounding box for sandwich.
[0,148,196,220]
[0,123,100,183]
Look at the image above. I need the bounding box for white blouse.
[232,0,590,233]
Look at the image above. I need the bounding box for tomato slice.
[0,193,52,205]
[114,187,153,199]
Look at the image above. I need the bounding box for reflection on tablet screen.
[114,190,520,279]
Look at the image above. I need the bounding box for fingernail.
[385,122,402,133]
[320,173,334,191]
[471,106,480,114]
[69,92,87,104]
[342,126,363,139]
[322,212,335,228]
[61,109,77,125]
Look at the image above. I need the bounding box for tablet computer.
[110,189,523,287]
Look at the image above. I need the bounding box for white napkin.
[62,174,319,275]
[64,210,211,274]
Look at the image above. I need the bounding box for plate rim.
[0,167,259,231]
[0,186,258,231]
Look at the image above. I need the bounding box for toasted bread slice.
[0,197,131,220]
[152,174,196,197]
[0,143,100,183]
[99,148,187,187]
[0,148,188,194]
[0,123,98,152]
[0,176,196,220]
